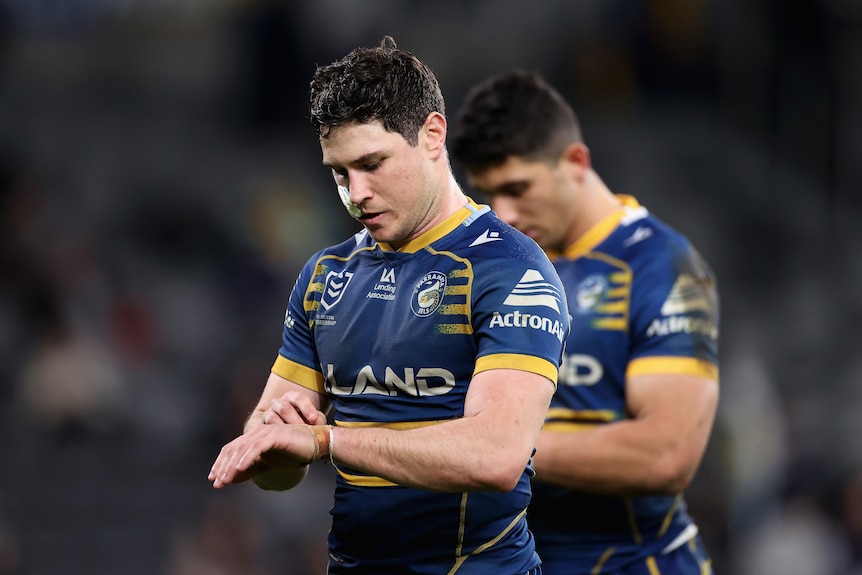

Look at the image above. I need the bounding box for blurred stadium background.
[0,1,860,574]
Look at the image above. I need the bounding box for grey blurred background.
[0,1,860,574]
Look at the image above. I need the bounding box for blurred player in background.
[209,40,569,574]
[451,71,719,575]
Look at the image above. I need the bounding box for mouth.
[358,211,383,225]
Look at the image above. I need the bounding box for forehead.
[320,121,403,166]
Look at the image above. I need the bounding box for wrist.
[309,425,332,463]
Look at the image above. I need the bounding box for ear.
[561,142,591,180]
[421,112,447,159]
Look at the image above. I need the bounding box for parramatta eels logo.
[411,271,447,317]
[574,274,608,314]
[320,269,354,311]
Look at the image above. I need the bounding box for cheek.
[384,158,420,194]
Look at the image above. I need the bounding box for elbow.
[476,459,529,492]
[647,454,699,494]
[491,467,524,492]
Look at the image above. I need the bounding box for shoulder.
[614,209,710,277]
[307,228,375,262]
[458,212,566,309]
[290,230,376,288]
[613,212,718,324]
[460,208,550,265]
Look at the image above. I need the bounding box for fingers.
[209,429,270,488]
[265,393,327,425]
[208,424,318,489]
[208,437,254,489]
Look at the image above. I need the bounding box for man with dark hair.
[210,41,569,575]
[452,70,719,575]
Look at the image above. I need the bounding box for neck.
[437,173,469,216]
[565,170,622,249]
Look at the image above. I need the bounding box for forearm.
[532,421,699,495]
[211,370,554,492]
[331,418,533,492]
[244,409,265,433]
[534,374,718,495]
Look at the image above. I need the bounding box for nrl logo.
[321,269,354,310]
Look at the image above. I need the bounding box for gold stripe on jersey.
[453,493,470,571]
[450,267,472,278]
[658,494,683,538]
[627,356,719,381]
[305,282,322,313]
[439,304,466,315]
[593,318,628,330]
[546,408,618,422]
[271,355,326,394]
[597,300,628,314]
[591,547,616,575]
[304,249,377,313]
[607,286,630,298]
[474,353,559,386]
[584,251,633,332]
[543,409,622,431]
[646,556,661,575]
[444,284,470,297]
[542,421,601,432]
[426,247,474,335]
[447,505,529,575]
[625,497,644,545]
[336,470,398,487]
[437,323,473,335]
[552,195,642,261]
[558,207,628,261]
[378,198,482,253]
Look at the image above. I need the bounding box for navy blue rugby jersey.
[529,195,720,575]
[272,199,569,575]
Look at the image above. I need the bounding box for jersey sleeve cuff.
[474,353,559,387]
[627,356,719,382]
[271,355,326,393]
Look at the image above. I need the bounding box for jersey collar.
[556,194,642,260]
[377,197,482,254]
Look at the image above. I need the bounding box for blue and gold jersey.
[529,195,719,574]
[272,199,569,575]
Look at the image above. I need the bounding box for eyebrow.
[323,151,384,170]
[478,180,529,197]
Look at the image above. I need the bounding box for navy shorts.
[617,534,712,575]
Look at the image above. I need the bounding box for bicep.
[626,373,719,456]
[464,368,556,450]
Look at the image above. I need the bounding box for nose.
[346,171,373,206]
[489,196,519,227]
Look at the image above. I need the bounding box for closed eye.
[482,181,529,199]
[331,169,348,185]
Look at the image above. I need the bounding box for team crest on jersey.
[411,271,447,317]
[574,274,608,314]
[321,269,354,310]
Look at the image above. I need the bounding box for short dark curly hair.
[451,70,582,171]
[309,36,445,146]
